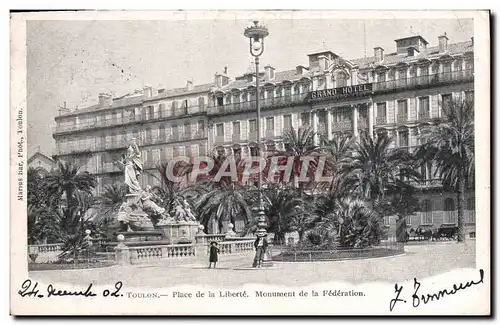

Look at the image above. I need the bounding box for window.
[173,147,179,157]
[397,99,408,115]
[216,123,224,137]
[250,145,258,157]
[198,120,205,135]
[421,199,433,225]
[249,119,257,133]
[198,97,205,108]
[333,107,351,123]
[419,97,430,119]
[399,130,409,147]
[377,102,387,117]
[301,112,310,126]
[283,114,292,130]
[216,97,224,106]
[198,144,206,156]
[336,72,347,87]
[184,122,191,137]
[147,105,154,119]
[171,125,178,140]
[397,69,406,81]
[465,91,474,105]
[444,198,456,223]
[266,117,274,131]
[442,94,452,110]
[159,103,166,118]
[233,121,240,135]
[377,72,386,82]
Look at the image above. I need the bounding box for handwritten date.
[18,279,124,298]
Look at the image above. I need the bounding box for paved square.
[29,242,475,288]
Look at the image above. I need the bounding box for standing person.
[252,236,268,268]
[208,242,220,269]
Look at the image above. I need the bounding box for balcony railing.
[376,116,387,125]
[208,93,308,115]
[332,120,352,132]
[265,130,275,138]
[248,131,258,142]
[418,111,431,121]
[214,135,225,144]
[397,114,408,123]
[55,105,207,134]
[372,70,473,93]
[232,134,241,142]
[55,131,207,156]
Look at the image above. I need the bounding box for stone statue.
[121,138,143,194]
[183,199,196,222]
[141,185,166,217]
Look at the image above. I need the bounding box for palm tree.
[274,126,321,194]
[27,166,49,209]
[195,182,253,233]
[315,195,381,248]
[95,184,128,222]
[320,134,355,191]
[415,98,474,242]
[348,132,419,203]
[262,185,306,244]
[44,161,97,209]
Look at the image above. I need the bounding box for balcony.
[215,135,225,144]
[248,131,258,142]
[232,134,241,142]
[418,111,431,121]
[332,120,352,132]
[397,114,408,123]
[376,116,387,125]
[317,124,327,136]
[372,70,473,93]
[265,129,275,139]
[54,106,207,135]
[208,93,308,115]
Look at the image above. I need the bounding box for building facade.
[53,33,475,236]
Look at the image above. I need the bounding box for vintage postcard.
[10,10,490,315]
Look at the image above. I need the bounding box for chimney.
[374,47,384,62]
[471,37,474,46]
[98,93,112,108]
[187,80,194,91]
[438,33,449,53]
[224,65,228,75]
[143,85,153,98]
[264,65,275,80]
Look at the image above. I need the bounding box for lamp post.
[244,21,269,239]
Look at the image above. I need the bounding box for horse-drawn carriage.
[405,224,458,242]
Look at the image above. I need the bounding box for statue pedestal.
[125,193,154,231]
[156,221,200,244]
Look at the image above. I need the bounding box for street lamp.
[244,21,269,239]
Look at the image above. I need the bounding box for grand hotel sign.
[308,83,372,102]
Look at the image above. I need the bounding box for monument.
[114,138,199,244]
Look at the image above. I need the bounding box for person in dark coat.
[252,236,268,268]
[208,241,220,269]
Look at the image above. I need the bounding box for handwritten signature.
[18,279,124,298]
[389,269,484,311]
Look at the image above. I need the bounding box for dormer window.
[335,72,347,87]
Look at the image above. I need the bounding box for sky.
[26,15,474,157]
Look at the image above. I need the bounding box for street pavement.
[29,241,475,288]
